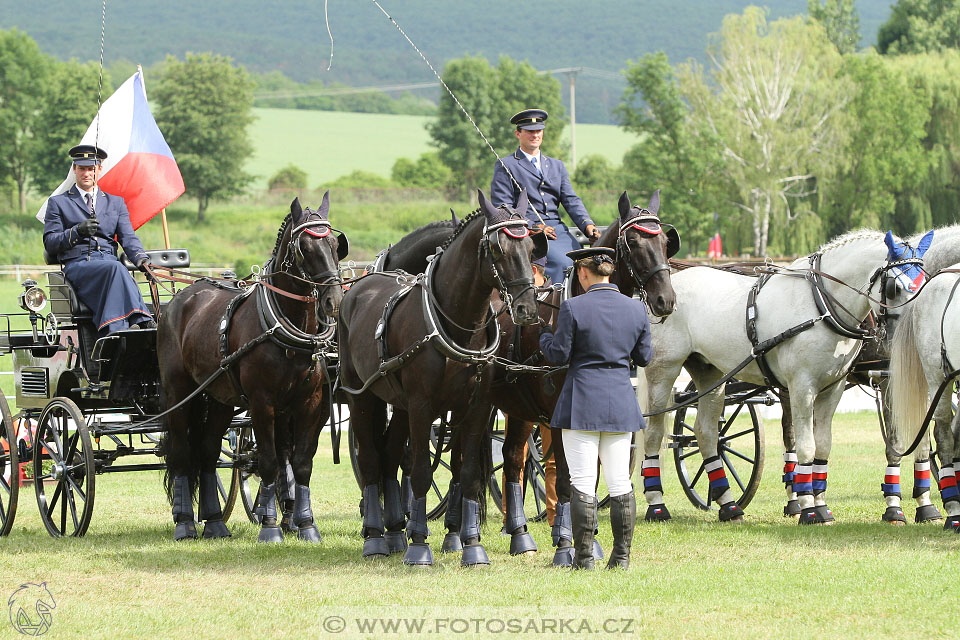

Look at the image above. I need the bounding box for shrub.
[268,164,308,192]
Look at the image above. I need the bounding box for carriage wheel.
[232,427,261,524]
[672,381,765,511]
[33,398,95,537]
[488,419,549,523]
[217,427,242,523]
[0,396,18,537]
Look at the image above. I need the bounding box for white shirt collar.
[518,148,542,164]
[76,184,98,199]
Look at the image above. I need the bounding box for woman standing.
[539,247,653,570]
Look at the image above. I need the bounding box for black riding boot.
[606,491,635,569]
[571,487,597,570]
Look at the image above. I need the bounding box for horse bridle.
[616,209,674,299]
[482,215,546,322]
[281,216,347,289]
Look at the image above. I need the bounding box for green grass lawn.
[1,409,957,639]
[247,108,640,189]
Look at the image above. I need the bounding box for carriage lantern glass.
[19,279,47,313]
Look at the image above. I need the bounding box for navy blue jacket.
[540,284,653,432]
[491,148,594,232]
[43,186,148,265]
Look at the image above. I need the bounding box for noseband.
[616,209,672,298]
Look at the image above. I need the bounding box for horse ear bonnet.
[666,227,681,258]
[531,231,548,260]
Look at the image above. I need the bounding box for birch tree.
[678,8,851,256]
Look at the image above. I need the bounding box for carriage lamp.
[19,279,47,313]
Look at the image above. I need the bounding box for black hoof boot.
[783,500,801,517]
[915,504,942,523]
[441,532,463,553]
[644,504,671,522]
[882,506,907,524]
[385,531,407,554]
[363,536,389,558]
[509,532,538,555]
[402,542,434,566]
[799,505,835,525]
[718,502,744,522]
[202,519,232,539]
[943,515,960,532]
[297,525,322,543]
[174,521,198,541]
[552,543,574,567]
[461,544,490,567]
[258,526,284,543]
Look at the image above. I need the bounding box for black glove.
[76,218,99,238]
[135,257,150,272]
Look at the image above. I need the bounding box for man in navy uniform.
[43,144,155,335]
[491,108,600,283]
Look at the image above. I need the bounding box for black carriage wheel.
[33,398,95,537]
[489,420,549,523]
[0,397,19,537]
[232,427,261,524]
[672,381,765,511]
[217,427,242,523]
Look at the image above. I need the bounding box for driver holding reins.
[491,109,600,284]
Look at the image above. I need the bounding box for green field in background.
[246,108,641,189]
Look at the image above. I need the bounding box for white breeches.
[561,429,634,497]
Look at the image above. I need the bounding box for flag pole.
[161,208,171,249]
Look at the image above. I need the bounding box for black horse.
[338,189,544,566]
[159,195,346,542]
[487,190,678,562]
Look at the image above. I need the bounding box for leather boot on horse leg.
[382,412,410,552]
[171,475,197,540]
[458,407,494,567]
[550,426,574,566]
[441,480,463,553]
[198,470,231,539]
[780,392,801,517]
[500,415,537,555]
[288,411,325,543]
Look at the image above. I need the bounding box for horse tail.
[889,305,928,448]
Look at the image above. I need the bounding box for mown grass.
[1,410,957,639]
[247,108,641,189]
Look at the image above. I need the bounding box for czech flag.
[36,69,184,229]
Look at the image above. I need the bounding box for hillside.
[247,108,640,189]
[2,1,892,124]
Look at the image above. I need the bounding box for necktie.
[531,156,542,177]
[85,192,94,215]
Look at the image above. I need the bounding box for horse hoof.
[461,544,490,567]
[202,519,232,539]
[440,532,463,553]
[799,506,834,525]
[257,526,284,543]
[644,504,671,522]
[592,539,604,560]
[552,544,574,568]
[915,504,943,523]
[297,525,322,543]
[385,531,407,554]
[783,500,801,517]
[402,542,434,566]
[943,515,960,532]
[718,502,744,522]
[882,506,907,524]
[363,536,390,558]
[174,521,198,541]
[509,532,538,555]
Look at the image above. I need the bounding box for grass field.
[247,108,641,189]
[1,400,958,639]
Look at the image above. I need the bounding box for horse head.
[615,190,678,317]
[477,188,543,325]
[877,229,934,316]
[286,192,347,318]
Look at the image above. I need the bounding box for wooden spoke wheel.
[33,398,95,537]
[0,396,18,537]
[671,381,766,511]
[488,420,548,523]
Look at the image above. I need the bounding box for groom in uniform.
[43,144,155,335]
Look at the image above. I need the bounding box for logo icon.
[8,583,56,636]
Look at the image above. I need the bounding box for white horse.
[873,226,960,524]
[889,259,960,532]
[641,230,923,524]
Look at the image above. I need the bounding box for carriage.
[0,249,256,537]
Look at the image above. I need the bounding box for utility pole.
[567,68,580,174]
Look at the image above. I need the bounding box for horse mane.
[440,208,483,251]
[391,218,459,254]
[271,210,295,259]
[818,228,885,254]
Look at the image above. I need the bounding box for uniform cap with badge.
[69,144,108,166]
[511,108,548,131]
